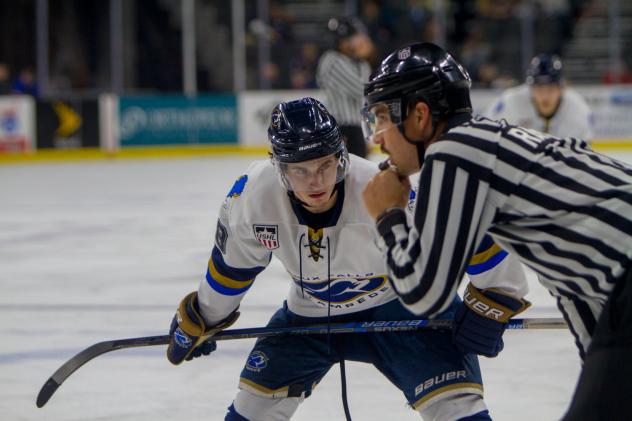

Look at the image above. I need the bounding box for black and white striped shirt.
[316,50,371,126]
[377,114,632,357]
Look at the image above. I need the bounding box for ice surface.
[2,151,631,420]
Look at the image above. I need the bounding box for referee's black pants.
[562,266,632,421]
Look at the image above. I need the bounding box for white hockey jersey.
[484,84,593,140]
[197,155,528,324]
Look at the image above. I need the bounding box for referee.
[362,42,632,421]
[316,17,374,158]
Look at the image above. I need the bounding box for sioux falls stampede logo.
[295,275,388,306]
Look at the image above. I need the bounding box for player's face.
[285,154,339,212]
[531,84,562,116]
[370,105,420,176]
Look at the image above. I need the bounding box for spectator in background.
[475,0,522,87]
[359,0,392,63]
[458,24,499,88]
[317,17,374,158]
[484,53,593,141]
[289,42,320,89]
[262,62,285,90]
[12,67,39,97]
[0,63,11,94]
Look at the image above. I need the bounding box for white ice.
[2,151,631,421]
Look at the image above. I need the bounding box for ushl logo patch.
[253,225,279,250]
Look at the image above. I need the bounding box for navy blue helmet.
[268,97,345,163]
[526,54,563,85]
[364,42,472,124]
[268,97,349,191]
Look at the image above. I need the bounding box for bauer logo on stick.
[253,225,279,250]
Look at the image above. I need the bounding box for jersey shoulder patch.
[227,175,248,199]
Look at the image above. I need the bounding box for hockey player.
[166,97,526,420]
[362,42,632,421]
[484,53,593,140]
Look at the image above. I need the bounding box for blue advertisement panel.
[119,95,237,146]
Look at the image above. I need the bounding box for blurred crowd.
[266,0,600,90]
[0,63,39,96]
[0,0,630,96]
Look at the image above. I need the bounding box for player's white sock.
[418,393,487,421]
[232,389,302,421]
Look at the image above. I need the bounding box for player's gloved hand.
[452,283,531,357]
[167,291,239,365]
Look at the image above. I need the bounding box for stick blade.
[36,378,60,408]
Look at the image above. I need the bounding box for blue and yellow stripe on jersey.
[206,247,265,296]
[465,235,508,275]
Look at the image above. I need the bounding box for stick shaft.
[36,317,566,408]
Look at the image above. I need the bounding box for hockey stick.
[36,317,565,408]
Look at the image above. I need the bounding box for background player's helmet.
[327,16,366,42]
[526,53,563,85]
[268,97,349,191]
[362,42,472,140]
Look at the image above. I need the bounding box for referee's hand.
[363,167,410,220]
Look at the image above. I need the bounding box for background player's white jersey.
[484,84,593,140]
[197,155,528,325]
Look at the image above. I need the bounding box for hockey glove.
[453,283,531,357]
[167,291,239,365]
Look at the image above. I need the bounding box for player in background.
[363,42,632,421]
[316,16,374,158]
[484,53,593,141]
[166,97,528,420]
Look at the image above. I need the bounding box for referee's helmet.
[362,42,472,138]
[363,42,472,127]
[327,17,366,42]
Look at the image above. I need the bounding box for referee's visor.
[361,99,403,142]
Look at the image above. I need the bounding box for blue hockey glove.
[453,283,531,357]
[167,291,239,365]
